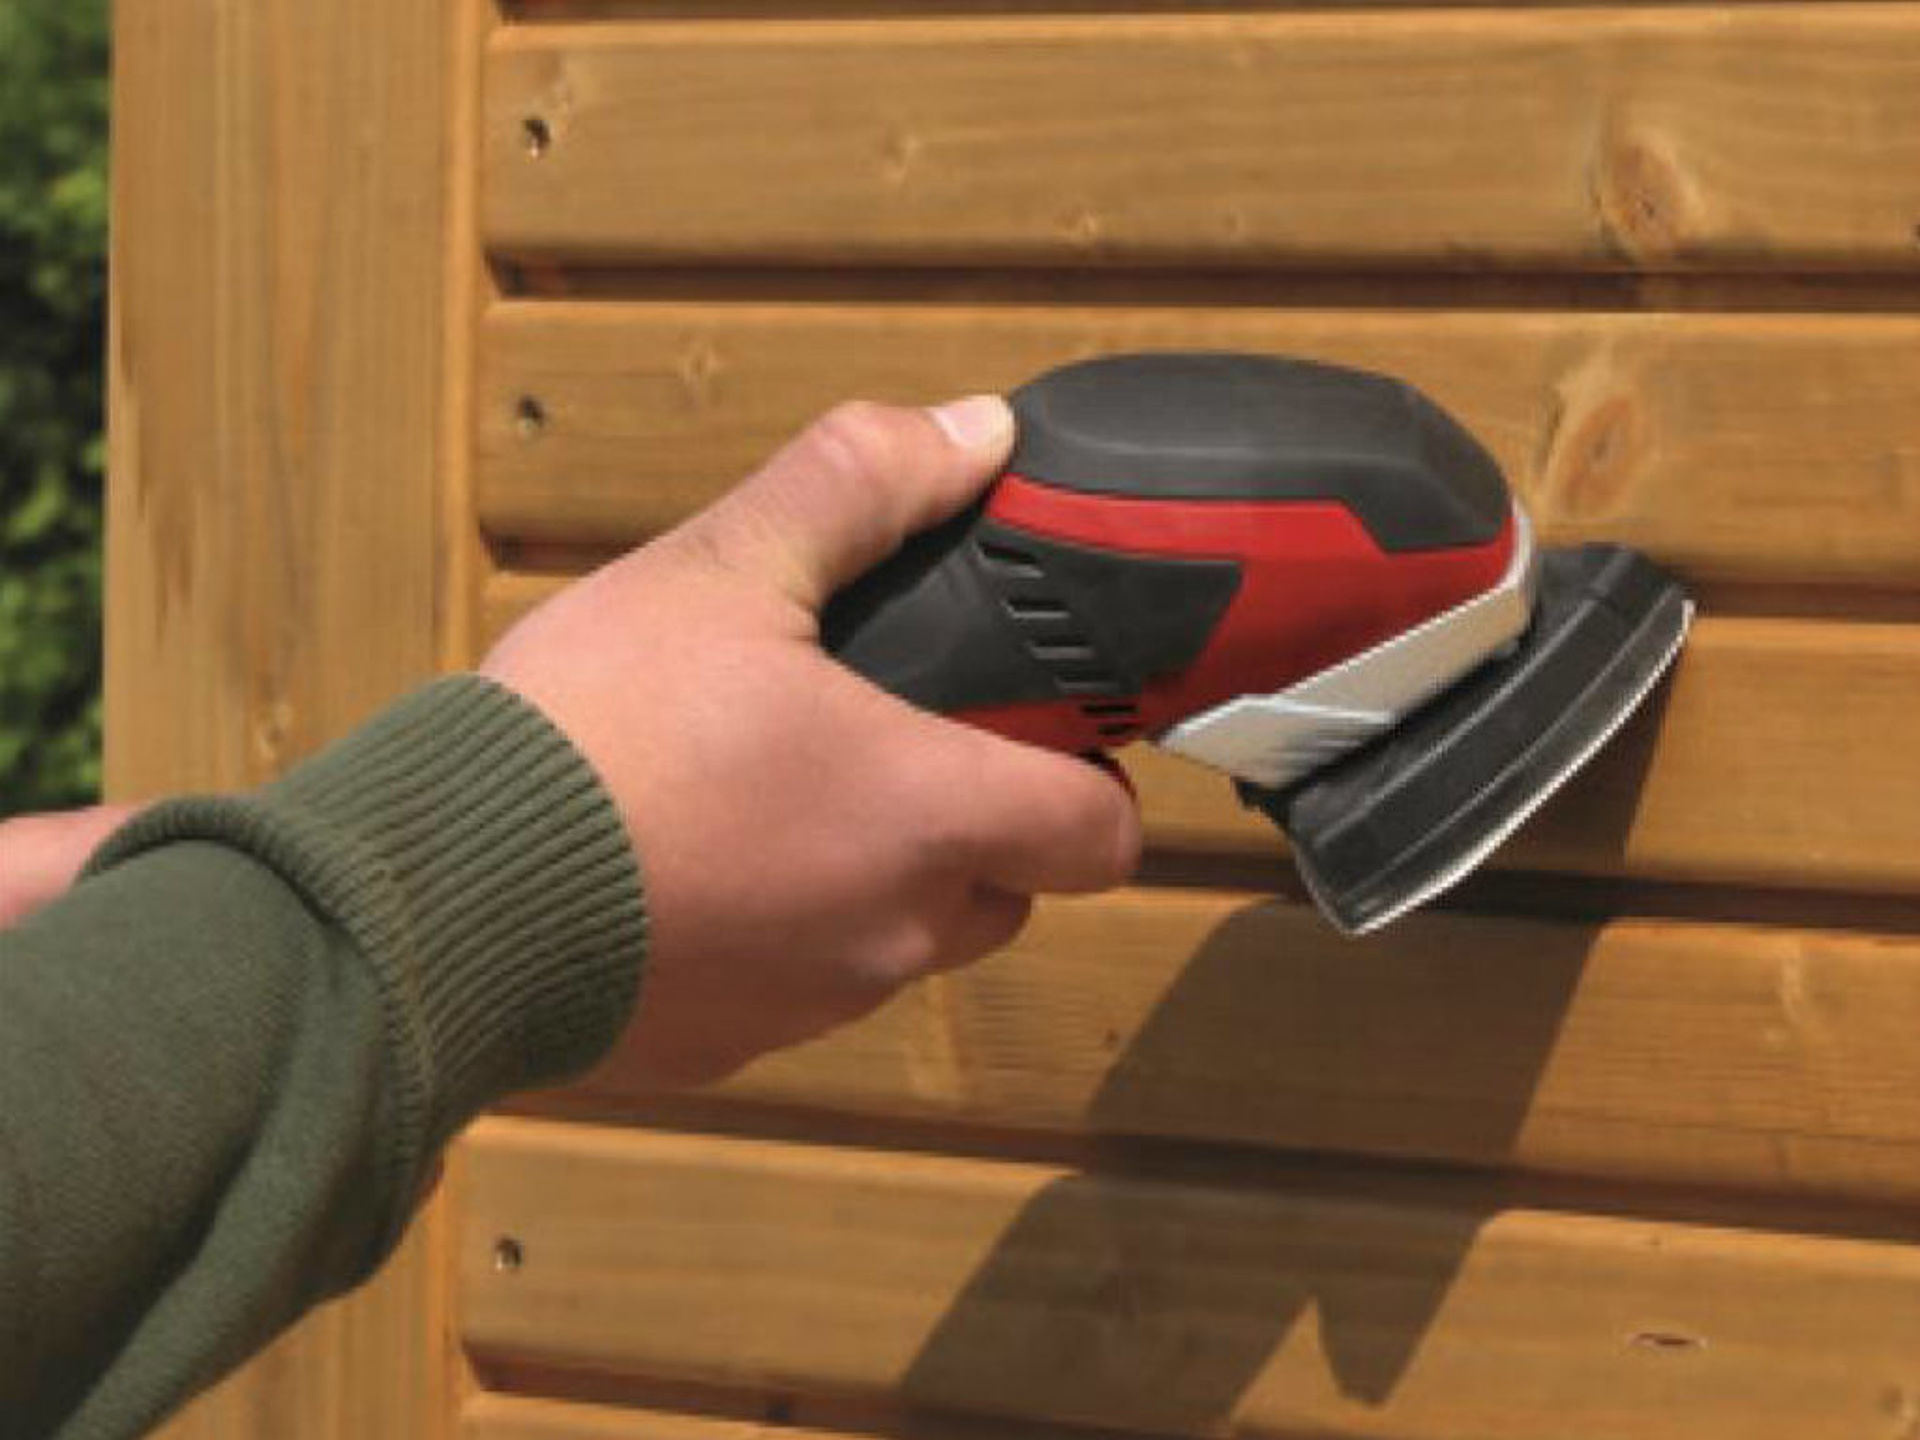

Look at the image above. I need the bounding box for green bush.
[0,0,108,815]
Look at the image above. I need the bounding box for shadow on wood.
[899,881,1605,1426]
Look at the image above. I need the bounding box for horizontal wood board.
[484,7,1920,269]
[477,578,1920,897]
[508,0,1899,14]
[467,1398,670,1440]
[557,889,1920,1205]
[464,1395,1125,1440]
[476,303,1920,592]
[463,1119,1920,1440]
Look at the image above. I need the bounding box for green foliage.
[0,0,109,814]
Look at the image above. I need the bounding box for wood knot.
[674,335,724,408]
[1594,130,1699,263]
[1059,203,1106,250]
[1546,393,1644,521]
[1880,1385,1920,1439]
[879,127,922,187]
[251,697,297,771]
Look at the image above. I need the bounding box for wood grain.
[483,7,1920,270]
[477,577,1920,899]
[466,1397,751,1440]
[464,1393,1118,1440]
[554,889,1920,1206]
[463,1118,1920,1439]
[110,0,451,794]
[1148,616,1920,893]
[511,0,1896,14]
[106,0,475,1434]
[468,1396,670,1440]
[474,302,1920,592]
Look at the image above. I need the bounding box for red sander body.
[824,353,1692,933]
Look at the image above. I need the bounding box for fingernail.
[929,394,1014,452]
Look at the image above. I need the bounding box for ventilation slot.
[1004,596,1072,623]
[974,540,1044,578]
[1027,641,1096,663]
[1082,697,1142,740]
[1054,664,1122,695]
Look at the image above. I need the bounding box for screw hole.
[493,1236,525,1273]
[1630,1330,1702,1353]
[514,395,547,439]
[521,115,553,158]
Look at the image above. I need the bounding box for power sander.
[823,353,1693,934]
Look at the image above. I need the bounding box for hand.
[0,805,139,929]
[483,396,1142,1087]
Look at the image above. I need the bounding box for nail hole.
[493,1236,525,1273]
[975,539,1043,577]
[514,395,547,439]
[1630,1330,1702,1353]
[521,115,553,158]
[763,1396,797,1426]
[1053,662,1118,686]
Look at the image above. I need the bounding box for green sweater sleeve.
[0,675,647,1440]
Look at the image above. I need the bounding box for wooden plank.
[464,1393,1114,1440]
[474,302,1920,593]
[468,1396,667,1440]
[513,0,1900,11]
[511,0,1907,13]
[558,889,1920,1206]
[465,1396,735,1440]
[1149,616,1920,893]
[483,7,1920,271]
[477,575,1920,899]
[106,0,479,1435]
[110,0,452,791]
[463,1118,1920,1440]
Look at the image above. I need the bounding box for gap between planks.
[492,266,1920,314]
[464,1389,1167,1440]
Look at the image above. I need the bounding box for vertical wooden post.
[105,0,475,1432]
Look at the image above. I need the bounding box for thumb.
[693,395,1015,612]
[921,726,1144,896]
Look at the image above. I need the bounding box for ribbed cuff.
[84,675,648,1246]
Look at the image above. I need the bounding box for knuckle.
[849,930,937,992]
[980,891,1034,953]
